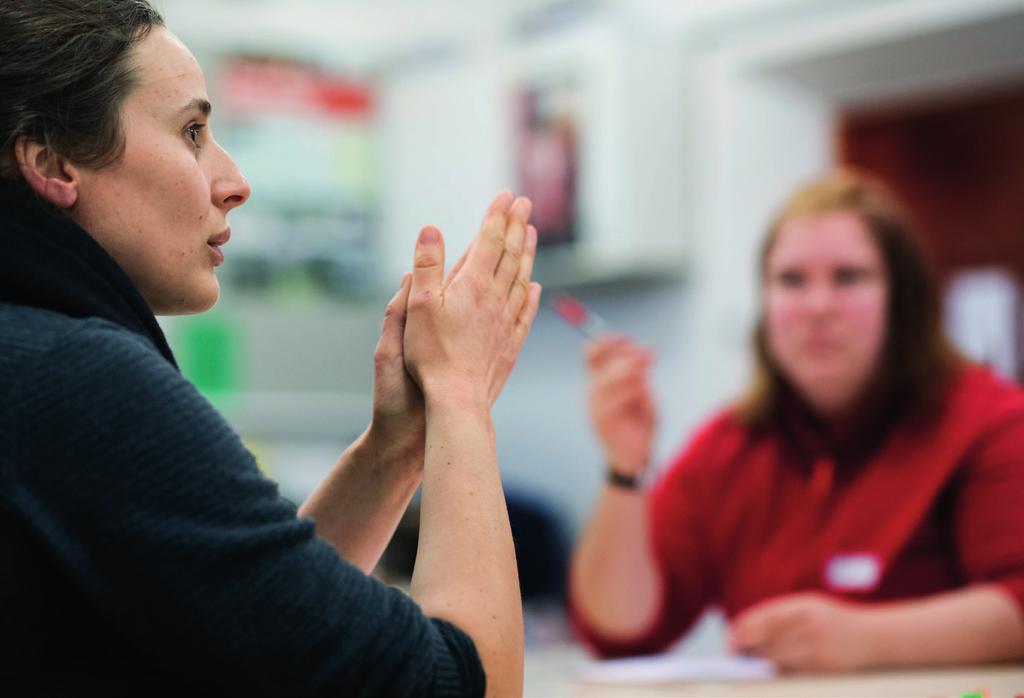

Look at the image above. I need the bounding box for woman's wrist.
[423,395,496,452]
[605,451,649,478]
[421,379,491,415]
[351,424,424,480]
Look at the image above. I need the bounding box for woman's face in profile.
[69,27,250,315]
[764,210,889,416]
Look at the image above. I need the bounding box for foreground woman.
[0,2,539,695]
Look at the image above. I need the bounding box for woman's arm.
[570,337,663,639]
[403,193,541,698]
[731,585,1024,672]
[298,274,425,574]
[297,428,422,575]
[861,584,1024,667]
[571,487,662,638]
[733,378,1024,673]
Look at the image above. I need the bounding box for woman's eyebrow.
[175,98,212,117]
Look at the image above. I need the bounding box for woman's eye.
[184,123,205,148]
[777,270,804,288]
[835,267,867,285]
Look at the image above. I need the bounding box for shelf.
[531,244,688,291]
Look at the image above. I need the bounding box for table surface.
[524,645,1024,698]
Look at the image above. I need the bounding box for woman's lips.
[207,242,225,265]
[801,338,843,360]
[207,228,230,265]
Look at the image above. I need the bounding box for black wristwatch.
[605,466,644,491]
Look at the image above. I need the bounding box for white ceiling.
[773,8,1024,107]
[158,0,815,70]
[159,0,1024,103]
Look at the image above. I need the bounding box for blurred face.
[764,210,888,417]
[69,27,250,314]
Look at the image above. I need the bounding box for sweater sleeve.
[568,417,726,657]
[953,395,1024,614]
[8,320,484,698]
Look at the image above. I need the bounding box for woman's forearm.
[861,584,1024,668]
[410,393,523,698]
[297,427,422,574]
[570,486,662,639]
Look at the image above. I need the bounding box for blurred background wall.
[156,0,1024,538]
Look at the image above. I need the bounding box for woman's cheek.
[766,312,800,372]
[849,291,887,340]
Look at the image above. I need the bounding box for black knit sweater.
[0,182,485,697]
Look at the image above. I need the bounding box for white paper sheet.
[581,654,776,684]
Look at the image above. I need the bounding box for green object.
[176,315,241,398]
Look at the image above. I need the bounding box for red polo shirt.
[570,365,1024,657]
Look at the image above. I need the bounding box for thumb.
[379,273,412,355]
[411,225,445,303]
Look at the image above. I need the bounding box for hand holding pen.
[551,293,657,477]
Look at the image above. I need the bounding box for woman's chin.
[800,381,863,416]
[188,280,221,314]
[148,278,220,316]
[790,369,857,408]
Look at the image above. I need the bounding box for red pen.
[548,292,608,339]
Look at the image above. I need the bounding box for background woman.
[569,170,1024,672]
[0,1,540,695]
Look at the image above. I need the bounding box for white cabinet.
[376,22,692,290]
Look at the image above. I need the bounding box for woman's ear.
[14,137,79,209]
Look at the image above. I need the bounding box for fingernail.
[513,197,532,218]
[493,190,514,210]
[419,226,439,245]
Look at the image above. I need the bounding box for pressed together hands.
[362,190,541,468]
[302,191,540,697]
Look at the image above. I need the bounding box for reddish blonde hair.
[736,169,963,425]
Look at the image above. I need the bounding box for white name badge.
[824,553,882,592]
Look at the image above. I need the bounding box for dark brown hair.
[736,169,963,425]
[0,0,164,180]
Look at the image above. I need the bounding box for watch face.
[607,469,642,490]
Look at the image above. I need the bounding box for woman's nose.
[211,144,251,211]
[803,280,836,313]
[221,173,250,211]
